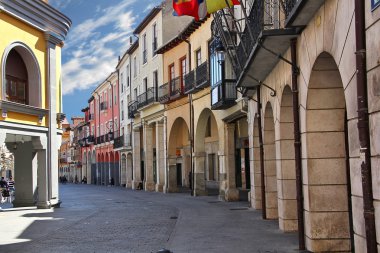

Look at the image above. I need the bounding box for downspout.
[256,87,266,219]
[354,1,377,252]
[290,39,305,250]
[94,90,101,185]
[184,38,194,196]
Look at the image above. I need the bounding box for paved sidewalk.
[0,184,300,253]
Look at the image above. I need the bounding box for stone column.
[193,152,207,196]
[167,156,178,193]
[155,121,165,192]
[224,123,239,201]
[9,142,37,207]
[126,154,133,188]
[218,151,226,199]
[144,124,155,191]
[132,128,141,189]
[45,33,61,206]
[33,136,50,209]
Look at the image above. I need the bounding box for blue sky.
[49,0,162,122]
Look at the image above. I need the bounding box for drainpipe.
[355,1,377,252]
[290,39,305,250]
[256,87,266,219]
[183,38,194,196]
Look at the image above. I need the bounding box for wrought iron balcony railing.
[195,61,209,89]
[158,82,170,104]
[169,77,184,99]
[137,87,156,109]
[113,132,132,150]
[128,101,138,118]
[184,70,195,94]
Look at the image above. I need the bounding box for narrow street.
[0,184,299,253]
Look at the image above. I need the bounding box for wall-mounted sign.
[372,0,380,11]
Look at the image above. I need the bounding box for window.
[133,56,137,77]
[127,95,130,105]
[121,73,124,93]
[142,33,147,64]
[114,118,118,132]
[152,23,157,56]
[114,85,117,105]
[153,70,158,99]
[134,88,138,101]
[121,100,124,121]
[126,65,130,87]
[143,78,147,93]
[196,49,202,67]
[169,64,175,93]
[180,57,186,86]
[109,89,112,108]
[6,76,27,104]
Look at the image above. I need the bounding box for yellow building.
[0,0,71,208]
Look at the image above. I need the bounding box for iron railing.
[169,77,183,98]
[184,70,195,94]
[195,61,209,88]
[212,0,283,78]
[281,0,298,20]
[113,132,132,149]
[128,101,138,118]
[137,87,156,109]
[158,82,170,103]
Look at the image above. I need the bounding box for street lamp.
[215,38,225,63]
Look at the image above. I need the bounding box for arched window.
[2,43,41,107]
[5,50,28,104]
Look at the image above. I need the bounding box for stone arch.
[114,151,120,186]
[277,85,297,231]
[86,151,91,184]
[121,153,127,187]
[127,152,133,187]
[82,151,87,182]
[304,52,353,252]
[251,116,262,210]
[1,42,41,107]
[167,117,190,192]
[263,102,278,219]
[92,150,96,184]
[194,108,220,196]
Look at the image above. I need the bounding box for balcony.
[211,80,237,110]
[158,82,170,104]
[212,0,300,96]
[184,70,196,94]
[128,101,138,118]
[137,87,156,109]
[169,77,185,100]
[113,132,132,150]
[283,0,325,27]
[100,101,108,111]
[195,61,209,89]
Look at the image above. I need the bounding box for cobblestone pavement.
[0,184,299,253]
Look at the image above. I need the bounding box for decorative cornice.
[0,100,48,119]
[0,0,71,42]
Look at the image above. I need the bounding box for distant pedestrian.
[110,177,115,186]
[82,176,87,184]
[0,177,8,188]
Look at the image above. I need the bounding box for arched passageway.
[167,117,190,192]
[277,86,298,231]
[263,102,277,219]
[194,109,220,196]
[304,52,353,252]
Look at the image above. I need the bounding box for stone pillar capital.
[32,136,47,150]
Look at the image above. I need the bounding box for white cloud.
[49,0,72,10]
[61,0,138,95]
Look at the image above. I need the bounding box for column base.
[194,188,207,196]
[13,199,36,208]
[144,181,155,192]
[37,201,51,209]
[225,188,239,201]
[155,183,164,192]
[132,180,143,190]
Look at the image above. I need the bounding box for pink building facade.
[80,71,120,186]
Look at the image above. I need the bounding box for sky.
[49,0,162,122]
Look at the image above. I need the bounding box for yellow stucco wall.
[0,12,62,127]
